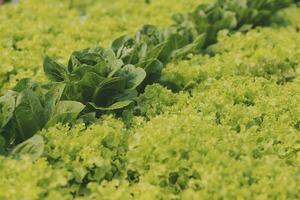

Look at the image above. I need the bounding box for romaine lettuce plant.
[44,47,146,111]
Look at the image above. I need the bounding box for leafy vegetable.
[44,47,146,111]
[0,91,17,129]
[11,135,44,160]
[89,100,133,111]
[46,101,85,127]
[12,89,46,143]
[44,56,68,82]
[0,82,82,155]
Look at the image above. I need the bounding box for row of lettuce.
[1,0,299,157]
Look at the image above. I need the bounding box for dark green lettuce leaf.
[171,34,206,59]
[44,56,68,82]
[13,78,39,92]
[92,77,126,106]
[46,101,85,127]
[0,135,5,155]
[0,91,17,129]
[44,83,66,121]
[13,89,46,143]
[11,135,44,160]
[89,100,133,111]
[115,65,146,90]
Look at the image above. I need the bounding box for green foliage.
[133,84,183,118]
[3,0,295,152]
[11,135,44,160]
[40,120,128,197]
[0,0,202,156]
[0,156,69,200]
[0,82,83,153]
[44,47,146,110]
[0,0,300,199]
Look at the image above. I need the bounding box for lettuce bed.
[0,0,300,200]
